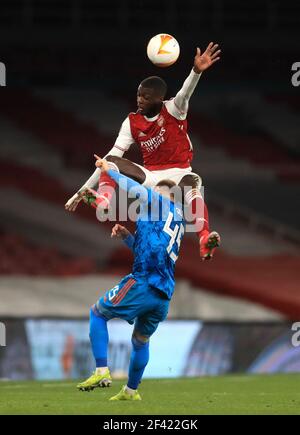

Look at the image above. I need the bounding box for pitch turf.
[0,374,300,415]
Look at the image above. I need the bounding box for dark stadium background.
[0,0,300,381]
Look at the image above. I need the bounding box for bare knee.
[179,174,202,190]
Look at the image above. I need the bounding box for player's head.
[155,179,177,201]
[137,76,167,116]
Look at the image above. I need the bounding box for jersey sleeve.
[123,234,135,250]
[113,117,135,155]
[78,167,101,190]
[165,69,202,120]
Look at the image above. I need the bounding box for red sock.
[186,189,210,240]
[96,171,116,208]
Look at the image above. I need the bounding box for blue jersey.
[108,169,185,300]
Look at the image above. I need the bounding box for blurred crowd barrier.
[0,319,299,381]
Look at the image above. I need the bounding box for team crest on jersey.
[157,115,165,127]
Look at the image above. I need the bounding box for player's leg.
[106,156,146,183]
[77,275,137,391]
[179,174,221,260]
[89,275,144,398]
[84,157,146,209]
[77,306,112,391]
[110,291,169,401]
[127,330,149,393]
[84,156,156,212]
[109,329,148,401]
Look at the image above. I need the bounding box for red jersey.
[128,103,193,171]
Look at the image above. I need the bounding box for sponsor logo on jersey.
[140,127,166,153]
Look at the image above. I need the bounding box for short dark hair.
[140,76,167,98]
[156,179,176,189]
[156,180,184,204]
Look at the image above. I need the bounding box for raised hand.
[94,154,109,172]
[111,224,130,240]
[193,42,221,74]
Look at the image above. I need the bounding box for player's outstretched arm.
[64,141,130,212]
[65,167,101,212]
[111,224,135,249]
[167,42,221,119]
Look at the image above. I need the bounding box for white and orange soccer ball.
[147,33,180,67]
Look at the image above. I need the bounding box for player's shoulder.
[128,111,144,125]
[163,99,174,110]
[164,99,187,120]
[128,110,142,117]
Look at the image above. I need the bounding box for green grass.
[0,374,300,415]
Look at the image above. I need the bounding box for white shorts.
[135,165,202,189]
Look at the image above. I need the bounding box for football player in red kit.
[65,42,221,260]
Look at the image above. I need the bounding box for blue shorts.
[93,274,169,337]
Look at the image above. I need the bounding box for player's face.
[137,86,163,116]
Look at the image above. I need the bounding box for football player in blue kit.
[77,155,185,401]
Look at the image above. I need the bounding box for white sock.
[125,385,136,395]
[96,367,108,375]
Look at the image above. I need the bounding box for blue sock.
[127,337,149,390]
[89,307,108,367]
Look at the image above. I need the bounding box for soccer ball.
[147,34,180,67]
